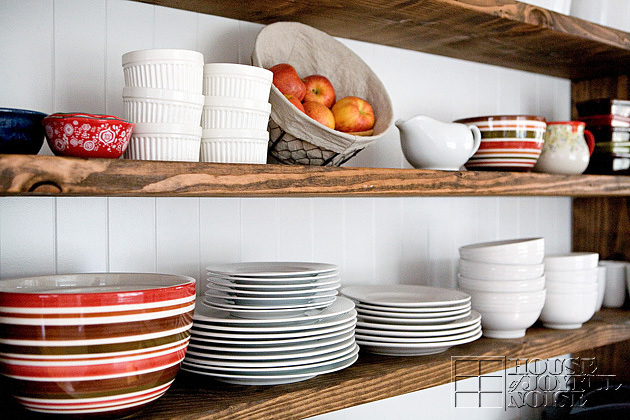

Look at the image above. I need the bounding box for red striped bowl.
[0,273,196,417]
[454,115,547,171]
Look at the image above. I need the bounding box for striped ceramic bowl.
[454,115,547,171]
[0,273,195,417]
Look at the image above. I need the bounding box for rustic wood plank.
[3,154,630,197]
[132,0,630,80]
[2,309,629,420]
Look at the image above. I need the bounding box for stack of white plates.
[182,296,358,385]
[203,262,341,319]
[341,285,481,356]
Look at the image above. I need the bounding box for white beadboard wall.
[0,1,572,419]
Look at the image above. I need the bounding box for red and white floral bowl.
[0,273,195,416]
[43,113,134,158]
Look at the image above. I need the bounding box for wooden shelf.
[2,309,629,420]
[2,154,630,198]
[134,0,630,80]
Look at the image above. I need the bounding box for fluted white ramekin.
[200,128,268,164]
[202,96,271,130]
[203,63,272,102]
[123,87,204,125]
[126,123,202,162]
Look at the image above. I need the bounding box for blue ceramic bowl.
[0,108,47,154]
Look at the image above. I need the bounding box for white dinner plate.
[356,330,482,356]
[206,282,341,296]
[203,290,339,306]
[355,300,471,313]
[202,299,334,319]
[206,262,339,278]
[355,305,470,319]
[341,285,470,307]
[355,321,480,338]
[357,310,471,325]
[356,311,481,332]
[355,325,481,343]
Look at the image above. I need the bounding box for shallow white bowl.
[122,49,204,94]
[539,291,597,329]
[545,267,598,284]
[123,86,204,125]
[202,96,271,130]
[459,237,544,265]
[200,128,269,164]
[458,259,544,281]
[203,63,273,102]
[126,123,202,162]
[544,252,599,271]
[460,287,546,307]
[473,305,543,339]
[457,274,545,293]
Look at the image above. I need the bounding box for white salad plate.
[342,285,471,308]
[357,310,471,325]
[202,298,334,319]
[207,282,341,296]
[204,290,339,306]
[355,325,481,343]
[206,262,339,278]
[355,300,471,313]
[356,330,482,356]
[355,321,480,338]
[356,305,471,319]
[356,311,481,331]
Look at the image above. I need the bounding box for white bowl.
[459,237,544,265]
[539,291,597,329]
[472,304,544,339]
[544,252,599,271]
[460,287,546,307]
[596,265,606,312]
[126,122,202,162]
[457,274,545,293]
[200,128,269,164]
[122,49,204,94]
[600,260,628,308]
[123,86,204,125]
[203,63,273,102]
[458,259,544,281]
[202,96,271,130]
[545,280,598,294]
[544,267,599,284]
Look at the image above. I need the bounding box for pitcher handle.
[584,129,595,156]
[468,125,482,157]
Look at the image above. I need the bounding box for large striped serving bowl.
[0,273,196,417]
[454,115,547,171]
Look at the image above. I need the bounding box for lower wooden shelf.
[1,309,629,420]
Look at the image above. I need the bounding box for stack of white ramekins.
[122,49,204,161]
[457,238,546,339]
[200,63,272,164]
[539,252,599,329]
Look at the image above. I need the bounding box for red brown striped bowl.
[0,273,196,416]
[454,115,547,171]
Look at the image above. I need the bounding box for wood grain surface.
[3,154,630,197]
[132,0,630,79]
[1,309,628,420]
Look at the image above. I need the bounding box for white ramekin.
[200,128,269,164]
[122,49,204,94]
[203,63,273,102]
[201,96,271,130]
[126,123,202,162]
[123,87,204,125]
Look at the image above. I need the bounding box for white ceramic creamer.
[396,115,481,170]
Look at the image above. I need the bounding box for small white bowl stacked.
[598,260,628,308]
[201,63,272,164]
[122,49,204,162]
[457,238,546,339]
[539,252,599,329]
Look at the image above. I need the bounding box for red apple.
[331,96,375,133]
[303,101,335,129]
[269,63,306,101]
[285,94,305,113]
[302,75,336,108]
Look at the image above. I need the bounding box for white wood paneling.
[108,197,156,272]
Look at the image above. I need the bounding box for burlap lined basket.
[252,22,393,166]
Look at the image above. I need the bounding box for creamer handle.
[468,125,481,157]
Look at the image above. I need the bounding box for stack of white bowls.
[539,253,599,329]
[457,238,546,339]
[200,63,272,164]
[122,49,204,161]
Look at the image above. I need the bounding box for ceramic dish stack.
[340,285,480,356]
[457,238,546,338]
[182,262,359,385]
[539,253,599,329]
[122,49,204,162]
[200,63,272,164]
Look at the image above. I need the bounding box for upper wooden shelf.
[1,154,630,198]
[2,309,629,420]
[135,0,630,80]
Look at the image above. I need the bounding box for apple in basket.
[302,75,336,108]
[270,63,306,101]
[332,96,375,134]
[303,101,335,129]
[285,94,305,112]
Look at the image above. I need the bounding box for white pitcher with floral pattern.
[533,121,595,175]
